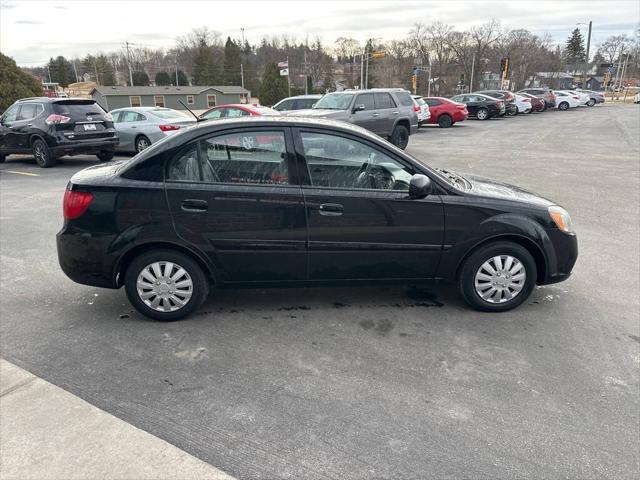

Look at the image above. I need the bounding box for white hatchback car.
[412,95,431,126]
[514,94,533,114]
[553,91,582,110]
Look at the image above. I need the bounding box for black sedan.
[475,90,518,116]
[57,117,578,320]
[450,93,505,120]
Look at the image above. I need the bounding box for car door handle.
[131,126,137,129]
[319,203,343,216]
[181,199,208,212]
[392,111,399,115]
[372,113,380,117]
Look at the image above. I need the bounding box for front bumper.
[539,229,578,285]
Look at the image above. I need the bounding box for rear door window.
[355,93,375,111]
[274,100,292,111]
[293,98,316,110]
[17,104,37,120]
[425,99,441,106]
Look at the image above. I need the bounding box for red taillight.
[496,100,503,105]
[45,114,71,125]
[63,189,93,220]
[413,105,420,112]
[159,124,180,132]
[572,96,579,100]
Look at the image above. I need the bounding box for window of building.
[154,96,165,108]
[186,95,195,105]
[130,96,141,107]
[207,95,216,108]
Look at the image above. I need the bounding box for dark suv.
[57,117,577,321]
[286,88,418,149]
[0,97,118,167]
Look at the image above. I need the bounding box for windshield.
[314,93,355,110]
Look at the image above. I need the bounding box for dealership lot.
[1,104,638,478]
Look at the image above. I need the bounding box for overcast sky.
[1,0,638,65]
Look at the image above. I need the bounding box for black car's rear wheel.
[32,138,56,168]
[389,124,409,149]
[438,114,453,128]
[125,249,209,321]
[459,241,537,312]
[135,136,151,153]
[476,108,489,120]
[97,151,115,162]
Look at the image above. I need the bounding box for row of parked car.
[0,86,604,167]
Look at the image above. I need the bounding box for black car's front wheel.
[476,108,489,120]
[124,249,209,321]
[459,241,537,312]
[32,138,56,168]
[389,124,409,149]
[97,151,115,162]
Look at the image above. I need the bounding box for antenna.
[178,99,203,122]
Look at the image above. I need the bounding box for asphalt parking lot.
[1,104,638,479]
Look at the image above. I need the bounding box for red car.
[517,92,545,112]
[199,104,279,120]
[423,97,468,128]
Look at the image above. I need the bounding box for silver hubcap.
[478,110,487,119]
[137,138,149,151]
[34,144,45,163]
[474,255,526,304]
[136,261,193,312]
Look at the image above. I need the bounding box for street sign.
[371,51,385,59]
[607,66,614,74]
[279,68,289,76]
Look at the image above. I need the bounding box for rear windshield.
[413,97,426,106]
[150,109,187,119]
[314,93,354,110]
[52,100,106,119]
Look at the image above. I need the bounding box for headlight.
[548,206,574,234]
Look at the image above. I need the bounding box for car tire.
[459,241,537,312]
[32,138,56,168]
[558,102,569,111]
[437,114,453,128]
[135,135,151,153]
[587,99,596,107]
[389,124,409,149]
[124,249,209,321]
[96,150,115,162]
[476,108,489,120]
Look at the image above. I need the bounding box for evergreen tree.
[47,56,73,87]
[155,71,172,86]
[223,37,242,85]
[176,69,189,86]
[321,56,334,92]
[132,71,149,86]
[192,41,222,85]
[95,54,115,86]
[565,28,586,63]
[258,62,288,106]
[0,53,42,111]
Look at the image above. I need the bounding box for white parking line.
[4,170,40,177]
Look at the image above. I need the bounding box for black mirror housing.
[409,174,432,199]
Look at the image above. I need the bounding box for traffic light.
[412,74,417,92]
[500,58,507,72]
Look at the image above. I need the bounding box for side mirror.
[409,174,432,199]
[353,104,366,113]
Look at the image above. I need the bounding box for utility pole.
[360,47,365,89]
[365,53,370,89]
[240,63,244,89]
[469,53,476,93]
[124,41,134,86]
[618,51,630,100]
[304,50,308,95]
[578,21,593,89]
[94,60,100,86]
[427,62,432,97]
[175,53,179,86]
[72,60,79,83]
[241,28,245,46]
[286,56,291,96]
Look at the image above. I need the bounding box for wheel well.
[135,134,150,144]
[115,242,216,287]
[29,134,46,147]
[395,119,410,132]
[455,235,547,284]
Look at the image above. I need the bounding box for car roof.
[16,97,95,103]
[278,95,323,100]
[111,106,177,112]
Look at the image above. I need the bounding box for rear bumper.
[451,111,468,122]
[57,229,118,288]
[50,137,119,156]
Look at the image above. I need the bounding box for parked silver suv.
[286,88,418,149]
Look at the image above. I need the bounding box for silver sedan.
[110,107,196,153]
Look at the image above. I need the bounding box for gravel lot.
[1,104,638,479]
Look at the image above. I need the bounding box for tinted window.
[300,132,413,191]
[17,104,37,120]
[425,99,441,106]
[168,144,201,182]
[375,93,396,109]
[452,95,466,102]
[119,111,144,122]
[111,111,122,123]
[394,91,414,107]
[202,130,288,185]
[52,100,105,120]
[355,93,375,111]
[3,105,21,123]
